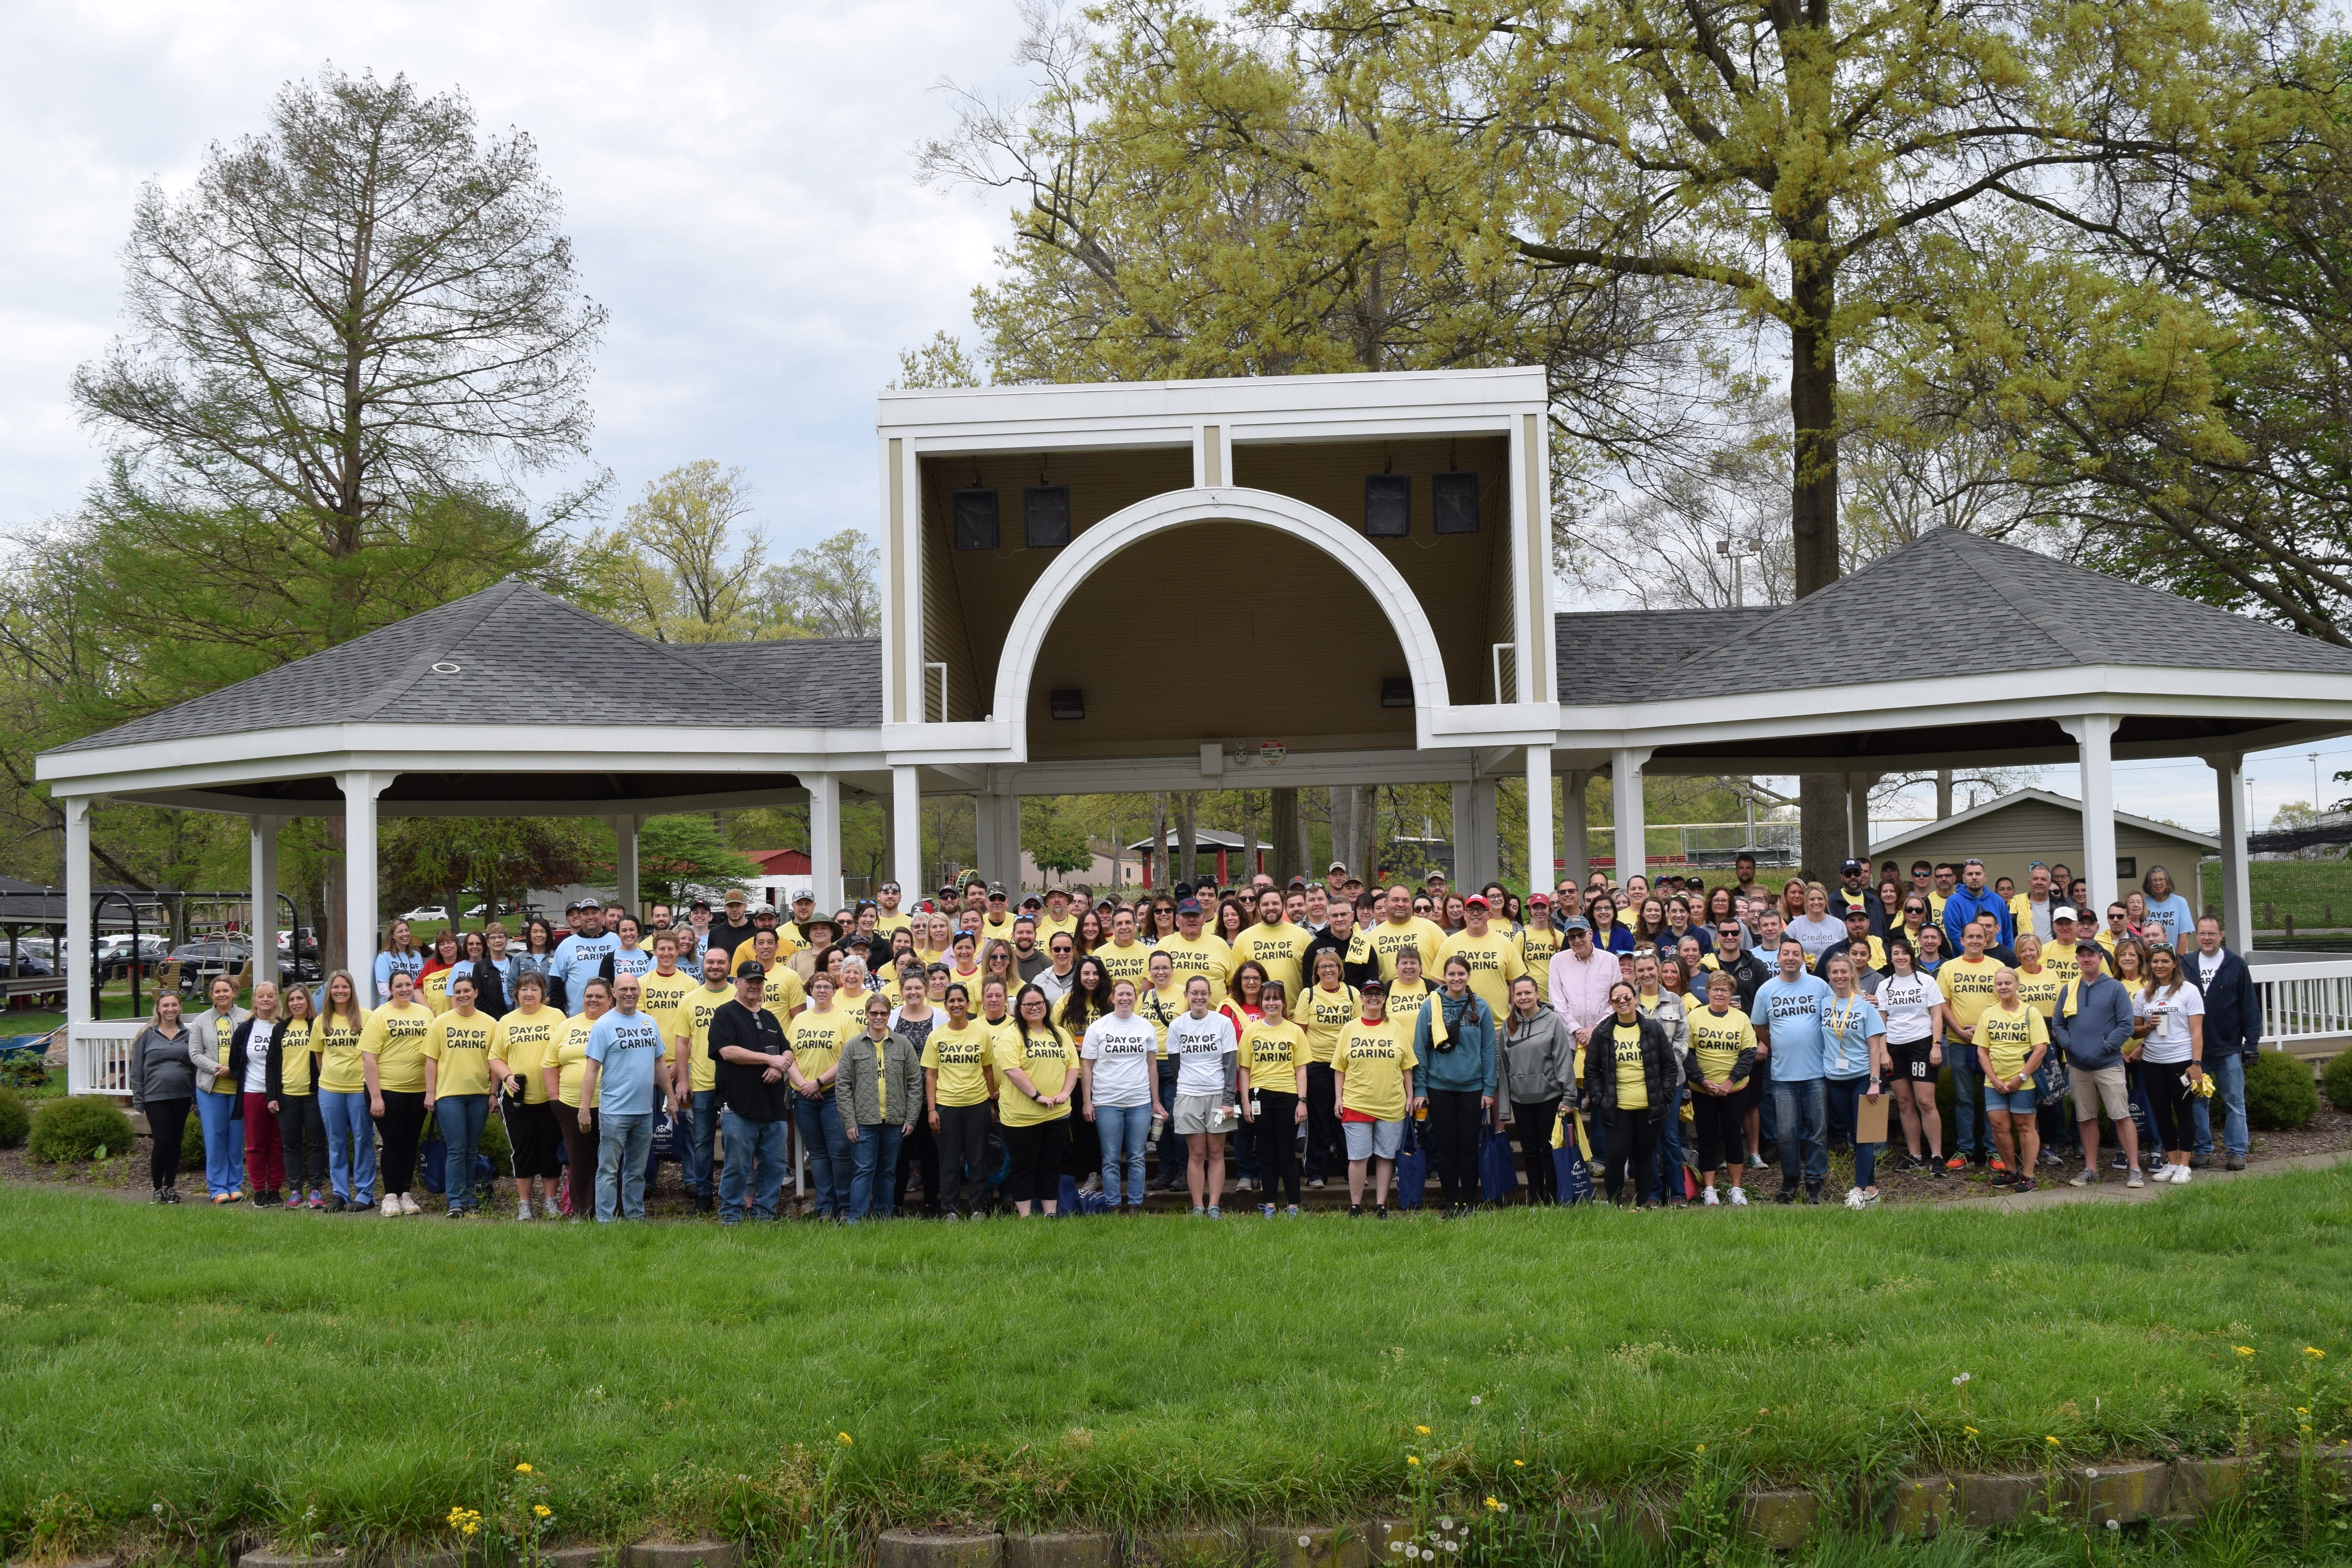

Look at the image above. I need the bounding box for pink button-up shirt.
[1548,946,1624,1042]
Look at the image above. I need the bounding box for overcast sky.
[2,2,2340,837]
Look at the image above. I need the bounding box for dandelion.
[838,1432,855,1445]
[1391,1544,1406,1555]
[1485,1498,1502,1511]
[2046,1436,2062,1448]
[1442,1544,1458,1554]
[1439,1519,1453,1531]
[1470,1396,1482,1406]
[2305,1347,2327,1360]
[1300,1539,1312,1549]
[1423,1551,1436,1562]
[2106,1521,2121,1533]
[1964,1426,1979,1437]
[534,1506,551,1519]
[1513,1460,1526,1468]
[1695,1445,1706,1454]
[515,1463,533,1474]
[1407,1456,1421,1466]
[152,1504,164,1517]
[1953,1373,1971,1386]
[2235,1346,2256,1357]
[1417,1425,1432,1436]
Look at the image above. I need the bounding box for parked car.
[0,951,55,977]
[400,906,449,924]
[169,938,252,991]
[96,933,171,978]
[462,902,520,919]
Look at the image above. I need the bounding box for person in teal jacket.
[1413,954,1497,1217]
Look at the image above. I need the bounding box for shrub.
[0,1084,28,1148]
[28,1096,136,1163]
[479,1105,512,1172]
[2323,1049,2352,1114]
[2244,1049,2320,1131]
[181,1106,206,1168]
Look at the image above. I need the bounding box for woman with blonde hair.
[129,989,197,1203]
[312,971,373,1211]
[373,918,423,1002]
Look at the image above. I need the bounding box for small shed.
[1869,789,2218,897]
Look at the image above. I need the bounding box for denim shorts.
[1342,1117,1403,1160]
[1990,1086,2039,1114]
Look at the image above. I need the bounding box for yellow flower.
[2046,1436,2062,1447]
[2235,1346,2256,1357]
[534,1505,551,1519]
[516,1463,533,1474]
[2299,1407,2311,1416]
[1695,1445,1706,1454]
[838,1432,854,1445]
[1407,1456,1421,1466]
[2305,1347,2327,1359]
[1512,1460,1525,1468]
[1485,1498,1501,1511]
[1416,1425,1431,1435]
[1964,1426,1979,1436]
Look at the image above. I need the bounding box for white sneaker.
[517,1199,534,1221]
[1728,1186,1748,1206]
[1843,1186,1866,1210]
[2172,1164,2192,1184]
[399,1192,421,1214]
[380,1195,401,1216]
[1702,1186,1720,1206]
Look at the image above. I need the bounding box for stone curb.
[1004,1532,1118,1568]
[878,1529,1007,1568]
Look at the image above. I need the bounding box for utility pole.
[1715,533,1763,607]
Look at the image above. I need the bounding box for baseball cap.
[1563,916,1592,934]
[789,886,815,904]
[724,889,746,904]
[735,960,765,980]
[750,902,776,917]
[1464,894,1490,909]
[2075,939,2104,955]
[987,881,1007,897]
[1529,893,1552,907]
[1359,978,1388,995]
[1328,860,1347,873]
[1175,897,1202,915]
[1840,858,1865,874]
[688,897,710,911]
[2053,905,2080,923]
[1021,893,1042,908]
[1845,905,1873,923]
[1287,875,1308,889]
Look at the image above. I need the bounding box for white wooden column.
[1610,749,1652,885]
[610,815,642,917]
[2062,716,2120,916]
[892,766,923,895]
[250,815,279,990]
[2209,751,2251,945]
[1563,770,1589,886]
[1525,747,1554,897]
[341,771,386,1005]
[64,796,92,1027]
[807,775,844,911]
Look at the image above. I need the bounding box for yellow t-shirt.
[671,980,737,1093]
[1300,982,1361,1066]
[490,1005,564,1105]
[996,1026,1078,1127]
[1519,924,1564,971]
[2013,965,2063,1020]
[921,1019,996,1108]
[874,911,915,936]
[1364,916,1446,981]
[358,1002,436,1093]
[1608,1018,1649,1111]
[1153,931,1236,1007]
[312,1010,370,1094]
[272,1016,318,1096]
[1938,956,2005,1042]
[1687,1005,1756,1091]
[1437,929,1527,1018]
[1094,938,1153,999]
[1034,913,1078,946]
[2042,946,2079,986]
[210,1013,237,1083]
[1383,978,1432,1037]
[421,1008,499,1096]
[552,1013,599,1108]
[1978,1003,2049,1084]
[786,1007,857,1086]
[1239,1019,1306,1096]
[638,966,699,1029]
[1230,920,1314,997]
[1333,1018,1417,1121]
[418,968,456,1016]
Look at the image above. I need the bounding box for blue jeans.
[1946,1049,1989,1160]
[2194,1052,2249,1158]
[436,1093,488,1211]
[1096,1103,1152,1206]
[1826,1076,1881,1188]
[793,1092,851,1218]
[596,1111,653,1220]
[718,1110,789,1221]
[196,1089,245,1196]
[682,1088,721,1195]
[1769,1076,1828,1187]
[319,1089,376,1203]
[846,1122,904,1220]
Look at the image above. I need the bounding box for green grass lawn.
[2202,861,2352,930]
[4,1171,2352,1556]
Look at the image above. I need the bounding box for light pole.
[1715,534,1763,606]
[2312,751,2323,812]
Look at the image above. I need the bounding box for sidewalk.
[1976,1147,2351,1212]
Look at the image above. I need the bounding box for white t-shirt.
[1080,1013,1160,1108]
[2135,982,2205,1065]
[242,1019,277,1092]
[2196,950,2222,983]
[1875,971,1942,1046]
[1166,1009,1238,1098]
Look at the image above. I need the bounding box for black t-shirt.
[709,918,756,956]
[709,999,791,1121]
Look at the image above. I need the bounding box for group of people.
[118,848,2263,1221]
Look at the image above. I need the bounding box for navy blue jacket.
[2190,947,2262,1058]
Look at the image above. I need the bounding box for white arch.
[991,486,1452,757]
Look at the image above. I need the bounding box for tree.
[70,65,606,637]
[632,816,761,906]
[577,462,778,642]
[1023,799,1097,883]
[382,818,602,923]
[767,530,883,639]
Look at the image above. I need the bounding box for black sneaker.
[2189,1152,2212,1169]
[1775,1184,1798,1205]
[162,1187,182,1204]
[326,1194,347,1212]
[1375,1204,1389,1220]
[1804,1183,1824,1205]
[2226,1156,2246,1171]
[151,1188,168,1203]
[1349,1203,1364,1217]
[1927,1157,1947,1180]
[697,1191,717,1214]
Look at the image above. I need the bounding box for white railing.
[2252,958,2352,1047]
[66,1022,143,1096]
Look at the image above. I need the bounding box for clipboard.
[1855,1089,1890,1143]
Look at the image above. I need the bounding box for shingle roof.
[56,579,884,751]
[1554,607,1776,677]
[1567,528,2352,700]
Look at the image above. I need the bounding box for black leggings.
[502,1096,563,1180]
[145,1097,192,1191]
[373,1089,427,1196]
[1512,1098,1561,1203]
[895,1114,941,1215]
[1304,1062,1341,1180]
[1002,1116,1071,1206]
[1602,1106,1659,1204]
[1256,1092,1301,1205]
[1424,1087,1485,1206]
[1691,1091,1744,1173]
[936,1103,991,1214]
[2145,1060,2198,1154]
[276,1095,327,1193]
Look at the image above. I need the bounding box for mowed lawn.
[4,1172,2350,1546]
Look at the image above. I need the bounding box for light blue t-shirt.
[557,932,619,1001]
[1817,993,1886,1080]
[585,1007,670,1116]
[2142,893,2196,949]
[373,949,423,996]
[1754,973,1836,1081]
[611,944,655,982]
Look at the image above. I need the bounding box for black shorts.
[1889,1040,1938,1082]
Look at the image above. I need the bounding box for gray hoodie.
[1499,1003,1575,1105]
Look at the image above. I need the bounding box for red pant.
[241,1092,284,1192]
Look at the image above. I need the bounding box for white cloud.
[0,0,1031,548]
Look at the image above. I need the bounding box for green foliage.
[634,816,760,906]
[1022,799,1096,881]
[383,817,602,916]
[2200,858,2352,930]
[2323,1049,2352,1113]
[479,1104,512,1174]
[2244,1049,2321,1130]
[180,1107,205,1170]
[27,1097,135,1163]
[0,1086,27,1149]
